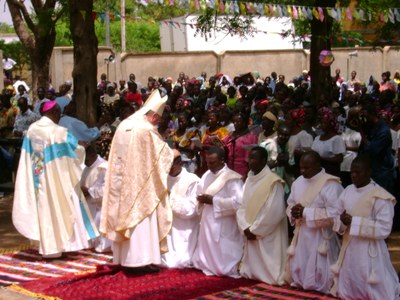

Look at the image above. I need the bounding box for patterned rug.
[2,247,338,299]
[198,283,338,299]
[0,246,112,286]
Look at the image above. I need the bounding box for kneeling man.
[161,149,200,268]
[285,151,343,293]
[237,146,288,285]
[330,155,400,300]
[192,146,244,277]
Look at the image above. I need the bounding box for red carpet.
[3,248,338,299]
[11,265,258,299]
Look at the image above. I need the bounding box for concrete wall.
[50,47,116,90]
[330,47,388,83]
[219,49,309,79]
[49,46,400,90]
[121,51,218,85]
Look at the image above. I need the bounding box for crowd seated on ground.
[1,69,400,187]
[2,68,400,297]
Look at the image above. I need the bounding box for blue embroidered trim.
[21,137,33,154]
[43,133,78,163]
[79,202,97,239]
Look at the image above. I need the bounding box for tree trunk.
[69,0,98,126]
[30,36,54,91]
[6,0,56,92]
[310,0,337,106]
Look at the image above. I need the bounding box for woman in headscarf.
[258,111,279,169]
[170,111,201,173]
[198,109,230,176]
[311,106,346,177]
[224,112,258,180]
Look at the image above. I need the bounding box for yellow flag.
[240,2,246,15]
[287,5,292,18]
[312,7,319,20]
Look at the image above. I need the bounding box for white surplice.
[237,165,288,285]
[192,165,244,277]
[161,168,200,268]
[80,155,112,253]
[332,182,400,300]
[286,169,343,293]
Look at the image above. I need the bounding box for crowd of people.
[1,67,400,299]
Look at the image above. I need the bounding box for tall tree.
[69,0,98,126]
[6,0,64,91]
[309,0,336,105]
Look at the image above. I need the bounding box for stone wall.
[46,46,400,90]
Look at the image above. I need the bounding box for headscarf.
[263,111,278,130]
[289,108,305,126]
[318,106,338,133]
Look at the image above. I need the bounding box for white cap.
[142,89,168,116]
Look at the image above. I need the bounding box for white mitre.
[142,89,168,116]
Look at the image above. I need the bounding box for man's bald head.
[169,149,182,176]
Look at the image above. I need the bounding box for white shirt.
[3,58,16,70]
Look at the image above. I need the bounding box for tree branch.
[5,0,35,49]
[53,6,66,24]
[6,0,37,33]
[31,0,44,10]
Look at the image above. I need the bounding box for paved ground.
[1,193,400,299]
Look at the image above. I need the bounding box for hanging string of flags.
[82,1,400,25]
[79,8,400,44]
[132,0,400,24]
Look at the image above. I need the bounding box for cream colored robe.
[100,113,174,266]
[237,165,288,285]
[13,116,97,256]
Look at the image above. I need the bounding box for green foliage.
[0,23,15,33]
[194,8,255,41]
[0,40,31,74]
[137,3,192,20]
[95,19,160,52]
[55,20,73,46]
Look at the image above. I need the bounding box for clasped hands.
[340,210,352,226]
[291,203,304,219]
[244,227,257,240]
[197,194,213,205]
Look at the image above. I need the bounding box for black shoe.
[123,265,160,274]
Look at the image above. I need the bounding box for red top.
[124,92,143,106]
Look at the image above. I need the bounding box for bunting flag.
[90,1,400,26]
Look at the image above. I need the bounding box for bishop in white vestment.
[13,101,97,258]
[100,90,174,269]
